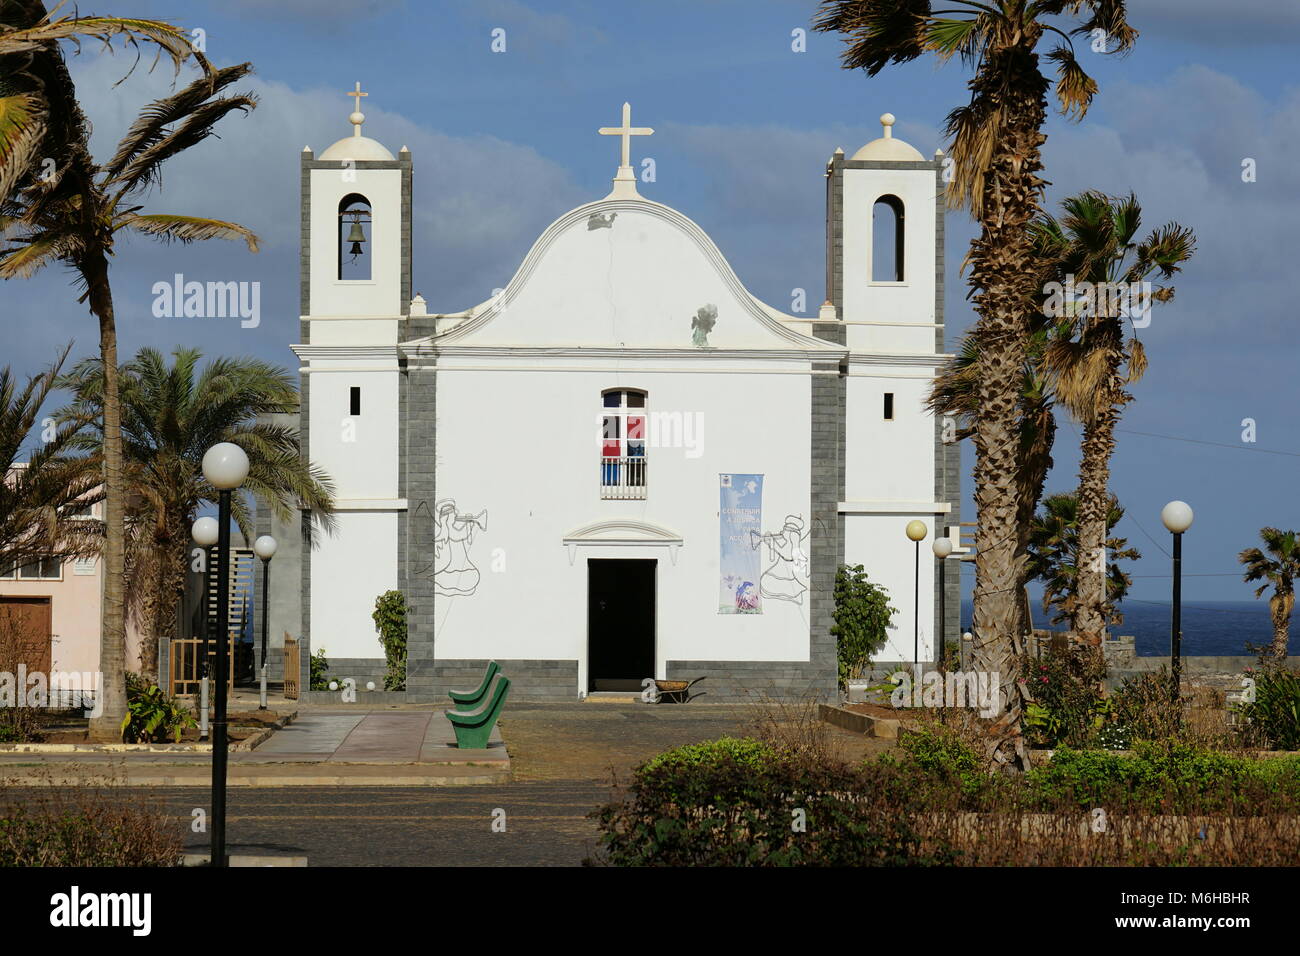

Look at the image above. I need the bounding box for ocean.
[959,599,1288,658]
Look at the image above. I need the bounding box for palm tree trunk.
[1074,363,1123,648]
[1270,590,1293,661]
[968,85,1049,771]
[1014,416,1056,644]
[82,251,127,740]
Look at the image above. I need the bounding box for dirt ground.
[497,700,892,782]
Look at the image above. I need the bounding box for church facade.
[263,91,960,701]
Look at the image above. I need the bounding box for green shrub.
[1239,668,1300,750]
[1025,742,1300,812]
[1018,647,1108,748]
[1109,669,1182,743]
[832,564,895,687]
[309,648,332,691]
[371,590,408,691]
[120,673,195,743]
[891,724,984,791]
[591,739,955,866]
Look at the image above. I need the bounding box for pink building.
[0,493,144,676]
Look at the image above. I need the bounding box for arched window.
[600,388,647,499]
[872,194,905,282]
[338,193,372,280]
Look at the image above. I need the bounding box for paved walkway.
[0,707,509,786]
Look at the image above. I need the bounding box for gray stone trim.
[931,159,961,658]
[301,159,408,171]
[840,159,937,171]
[400,153,412,316]
[299,377,311,694]
[665,661,830,701]
[408,659,579,702]
[829,153,844,314]
[402,365,438,695]
[300,150,312,317]
[319,657,389,690]
[804,152,848,702]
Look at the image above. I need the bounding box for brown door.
[0,597,52,673]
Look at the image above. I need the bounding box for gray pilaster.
[402,364,438,697]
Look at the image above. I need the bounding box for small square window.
[883,393,895,421]
[603,391,622,408]
[349,387,361,416]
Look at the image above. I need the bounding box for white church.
[260,86,960,701]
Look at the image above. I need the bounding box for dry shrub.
[742,691,842,766]
[0,770,182,866]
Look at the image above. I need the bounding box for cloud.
[1,49,588,379]
[1127,0,1300,45]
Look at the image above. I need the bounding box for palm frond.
[102,62,253,179]
[0,15,207,78]
[116,212,259,252]
[106,93,257,194]
[0,92,47,202]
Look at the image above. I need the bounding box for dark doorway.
[587,559,655,692]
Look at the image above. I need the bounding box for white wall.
[841,165,936,354]
[844,513,937,663]
[307,365,400,500]
[311,511,399,659]
[429,358,813,693]
[309,166,403,317]
[844,370,935,503]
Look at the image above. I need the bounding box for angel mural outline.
[750,515,810,605]
[432,498,488,596]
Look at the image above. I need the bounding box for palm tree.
[1,5,255,737]
[58,347,336,683]
[1239,528,1300,662]
[1025,491,1138,630]
[1039,192,1195,646]
[928,205,1077,641]
[814,0,1136,768]
[0,345,101,572]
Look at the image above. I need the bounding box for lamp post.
[201,442,249,868]
[191,516,219,740]
[253,535,278,711]
[906,520,928,673]
[1161,500,1194,704]
[932,535,953,667]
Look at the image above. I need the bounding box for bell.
[346,219,366,248]
[348,240,364,256]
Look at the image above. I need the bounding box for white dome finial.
[881,113,896,138]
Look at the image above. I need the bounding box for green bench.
[448,660,500,710]
[446,673,510,749]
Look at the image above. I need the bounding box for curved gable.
[434,198,837,353]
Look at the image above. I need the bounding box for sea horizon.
[960,599,1289,658]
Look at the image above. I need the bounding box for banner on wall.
[719,473,763,614]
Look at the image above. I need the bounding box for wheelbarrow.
[652,676,707,703]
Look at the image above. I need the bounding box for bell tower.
[291,83,413,684]
[302,82,412,319]
[826,112,960,664]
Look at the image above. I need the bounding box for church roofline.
[425,195,845,353]
[395,343,847,361]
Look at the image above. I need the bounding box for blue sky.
[4,0,1299,606]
